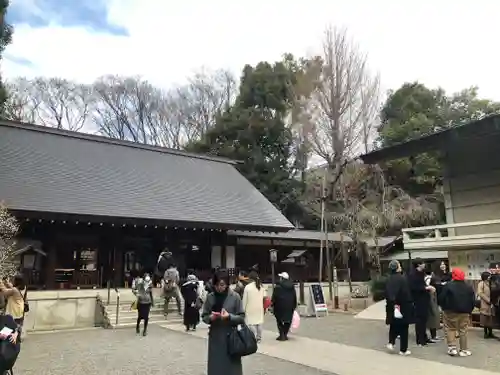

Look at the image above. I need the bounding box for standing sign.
[309,284,328,317]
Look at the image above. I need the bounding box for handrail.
[402,219,500,233]
[115,287,120,326]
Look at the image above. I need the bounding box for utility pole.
[318,167,327,285]
[325,216,333,305]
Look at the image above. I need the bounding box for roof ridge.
[0,119,237,165]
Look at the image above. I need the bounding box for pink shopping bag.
[291,310,300,332]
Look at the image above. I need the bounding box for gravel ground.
[263,313,500,372]
[16,327,335,375]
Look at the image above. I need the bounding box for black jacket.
[272,280,297,323]
[385,273,413,325]
[431,272,450,300]
[408,269,430,317]
[438,280,475,314]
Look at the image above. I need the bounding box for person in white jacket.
[242,270,266,342]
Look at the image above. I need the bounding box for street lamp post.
[269,249,278,287]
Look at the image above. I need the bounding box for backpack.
[156,252,173,275]
[163,279,176,293]
[163,269,178,293]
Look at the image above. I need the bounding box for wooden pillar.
[221,231,227,269]
[113,245,123,287]
[45,243,56,290]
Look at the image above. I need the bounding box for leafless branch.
[302,162,438,268]
[306,26,381,169]
[4,77,93,131]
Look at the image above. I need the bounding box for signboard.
[449,249,500,279]
[309,284,328,317]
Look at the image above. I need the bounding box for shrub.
[370,275,387,302]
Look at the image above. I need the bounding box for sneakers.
[459,350,472,357]
[386,343,395,352]
[399,350,411,356]
[448,347,458,356]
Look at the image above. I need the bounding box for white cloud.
[3,0,500,99]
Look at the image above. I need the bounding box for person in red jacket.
[438,268,475,357]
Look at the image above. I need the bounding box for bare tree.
[91,70,236,148]
[0,204,19,279]
[92,75,168,145]
[306,26,380,170]
[4,77,93,131]
[3,77,40,123]
[303,162,438,274]
[172,68,237,141]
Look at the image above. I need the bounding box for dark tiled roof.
[0,121,294,231]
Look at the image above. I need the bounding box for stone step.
[104,303,185,328]
[107,313,182,325]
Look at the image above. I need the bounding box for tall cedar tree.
[187,61,302,219]
[0,0,12,111]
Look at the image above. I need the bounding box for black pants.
[429,328,437,339]
[136,303,151,332]
[414,314,428,345]
[276,319,291,338]
[389,322,409,352]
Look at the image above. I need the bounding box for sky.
[3,0,500,100]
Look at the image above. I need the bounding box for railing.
[402,219,500,249]
[115,288,120,327]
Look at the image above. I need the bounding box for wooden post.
[45,243,57,289]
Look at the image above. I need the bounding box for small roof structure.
[228,229,353,243]
[0,120,294,232]
[380,250,448,261]
[360,115,500,164]
[363,236,401,248]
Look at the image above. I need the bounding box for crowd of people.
[131,260,298,375]
[385,258,498,358]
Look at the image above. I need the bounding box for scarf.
[212,289,228,312]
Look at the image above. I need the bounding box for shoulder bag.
[227,323,258,357]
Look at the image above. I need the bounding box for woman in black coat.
[271,272,297,341]
[385,260,413,355]
[181,274,201,331]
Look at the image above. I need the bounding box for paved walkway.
[164,321,498,375]
[16,326,334,375]
[261,314,500,372]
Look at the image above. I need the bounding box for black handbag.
[227,324,258,357]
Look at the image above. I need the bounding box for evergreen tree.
[0,0,13,111]
[187,61,302,219]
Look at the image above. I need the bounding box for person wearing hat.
[271,272,297,341]
[385,260,413,356]
[438,268,475,357]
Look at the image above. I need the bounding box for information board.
[449,249,500,280]
[309,284,328,317]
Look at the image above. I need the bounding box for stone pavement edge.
[161,322,498,375]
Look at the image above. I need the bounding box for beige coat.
[478,281,494,316]
[242,281,266,325]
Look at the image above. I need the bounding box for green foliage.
[378,82,500,197]
[0,0,13,112]
[186,60,303,219]
[370,275,387,302]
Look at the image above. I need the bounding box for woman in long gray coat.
[426,273,441,342]
[202,269,245,375]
